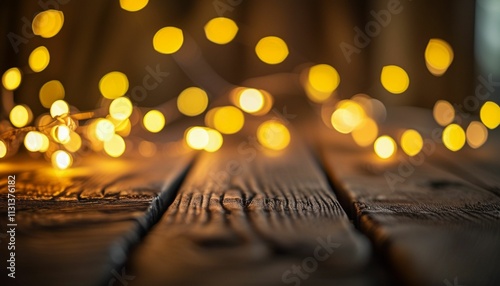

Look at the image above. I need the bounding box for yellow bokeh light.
[400,129,423,156]
[2,67,22,91]
[210,106,244,134]
[29,46,50,72]
[443,123,466,152]
[95,119,116,142]
[113,118,132,137]
[238,88,265,114]
[466,121,488,149]
[52,125,71,144]
[177,87,209,116]
[143,110,165,133]
[24,131,44,152]
[257,120,291,151]
[64,131,82,153]
[153,26,184,54]
[380,65,409,94]
[138,141,157,157]
[50,99,69,118]
[119,0,148,12]
[307,64,340,102]
[32,10,64,38]
[10,105,32,128]
[374,135,397,159]
[185,126,209,150]
[51,150,72,170]
[99,71,129,99]
[109,97,133,120]
[104,134,126,158]
[255,36,289,65]
[433,100,455,126]
[330,100,366,134]
[425,39,454,76]
[205,129,223,152]
[0,140,7,158]
[39,80,65,108]
[204,17,238,45]
[480,101,500,129]
[352,118,378,147]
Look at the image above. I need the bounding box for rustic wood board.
[126,136,376,286]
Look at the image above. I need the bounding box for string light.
[95,119,116,142]
[40,80,65,108]
[50,100,69,118]
[204,129,223,152]
[10,105,32,128]
[425,39,454,76]
[400,129,423,156]
[480,101,500,129]
[380,65,409,94]
[52,125,71,144]
[185,127,209,150]
[257,120,291,151]
[32,10,64,38]
[204,17,238,45]
[2,67,22,90]
[143,110,165,133]
[24,131,45,152]
[207,106,244,134]
[255,36,289,65]
[374,135,396,159]
[51,150,72,170]
[443,123,465,152]
[29,46,50,72]
[153,26,184,54]
[109,97,133,120]
[177,87,209,116]
[306,64,340,103]
[104,134,126,157]
[99,71,129,99]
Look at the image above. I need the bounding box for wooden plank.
[316,113,500,286]
[126,136,374,286]
[0,142,193,286]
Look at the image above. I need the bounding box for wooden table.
[1,108,499,286]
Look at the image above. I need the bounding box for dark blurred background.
[0,0,498,117]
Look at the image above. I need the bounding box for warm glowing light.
[400,129,423,156]
[24,131,44,152]
[120,0,148,12]
[50,100,69,118]
[433,100,455,126]
[443,123,466,152]
[255,36,288,65]
[113,118,131,137]
[257,120,291,151]
[177,87,209,116]
[185,127,209,150]
[10,105,32,128]
[39,80,65,108]
[99,71,129,99]
[143,110,165,133]
[480,101,500,129]
[380,65,409,94]
[210,106,244,134]
[104,134,126,157]
[52,125,71,144]
[95,119,116,142]
[0,140,7,158]
[109,97,133,120]
[352,118,378,147]
[64,131,82,152]
[153,26,184,54]
[307,64,340,102]
[205,129,223,152]
[330,100,366,134]
[52,150,72,170]
[138,141,157,157]
[466,121,488,149]
[2,67,22,90]
[425,39,454,76]
[39,134,50,152]
[204,17,238,45]
[32,10,64,38]
[238,88,265,114]
[29,46,50,72]
[374,135,397,159]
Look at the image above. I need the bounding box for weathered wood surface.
[316,108,500,286]
[0,144,193,286]
[126,136,374,286]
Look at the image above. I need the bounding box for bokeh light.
[64,131,82,153]
[0,140,7,158]
[257,120,291,151]
[374,135,396,159]
[51,150,72,170]
[143,110,165,133]
[380,65,409,94]
[238,88,264,114]
[2,67,22,90]
[52,125,71,144]
[400,129,423,156]
[466,121,488,149]
[177,87,209,116]
[185,127,209,150]
[352,118,378,147]
[10,105,32,128]
[255,36,289,65]
[425,39,454,76]
[153,26,184,54]
[443,123,466,152]
[99,71,129,99]
[306,64,340,102]
[109,97,133,120]
[50,100,69,118]
[32,10,64,38]
[433,100,455,126]
[330,100,366,134]
[120,0,148,12]
[205,129,223,152]
[29,46,50,72]
[104,134,126,157]
[211,106,244,134]
[480,101,500,129]
[24,131,44,152]
[138,140,157,157]
[95,119,116,142]
[40,80,65,108]
[204,17,238,45]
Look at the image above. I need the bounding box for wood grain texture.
[316,111,500,286]
[127,137,373,286]
[0,145,193,286]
